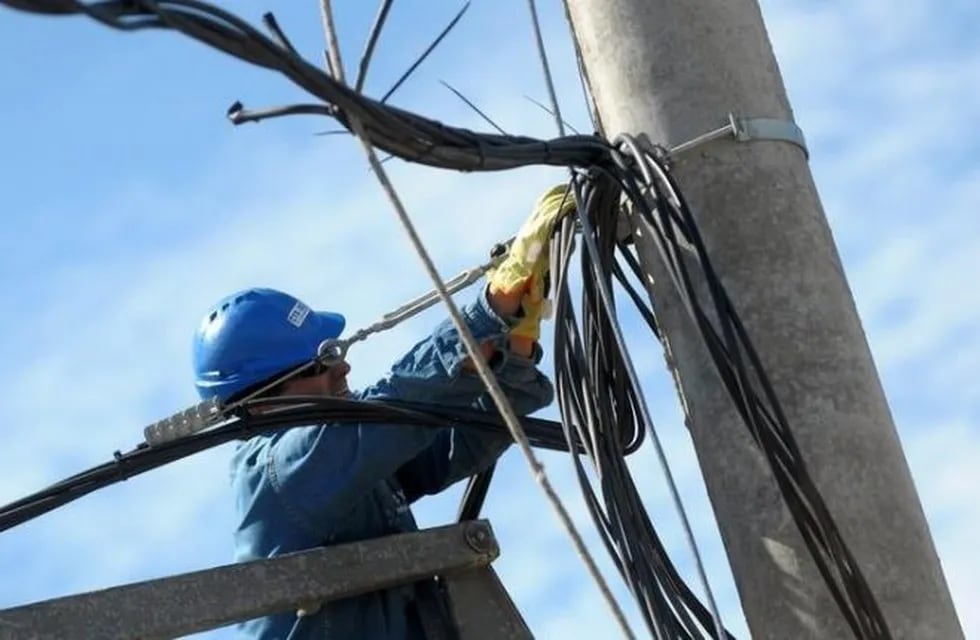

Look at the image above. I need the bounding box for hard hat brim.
[314,311,346,341]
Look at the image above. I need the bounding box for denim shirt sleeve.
[394,349,554,502]
[266,287,553,538]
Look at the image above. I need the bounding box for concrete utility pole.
[563,1,963,639]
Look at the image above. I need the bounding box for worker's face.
[281,359,352,398]
[322,359,352,397]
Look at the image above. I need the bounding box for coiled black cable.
[552,170,734,640]
[568,140,892,639]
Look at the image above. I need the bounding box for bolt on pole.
[562,0,963,638]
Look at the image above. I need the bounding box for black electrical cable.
[552,171,735,640]
[598,141,892,639]
[0,398,570,535]
[0,3,894,638]
[4,0,612,172]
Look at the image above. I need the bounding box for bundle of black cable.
[550,169,735,640]
[577,140,892,640]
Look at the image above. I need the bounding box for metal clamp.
[669,112,808,159]
[316,250,506,366]
[143,397,224,446]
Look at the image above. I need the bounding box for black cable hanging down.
[551,171,733,640]
[1,2,893,638]
[595,139,892,640]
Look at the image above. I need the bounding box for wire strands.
[0,2,894,638]
[319,5,637,638]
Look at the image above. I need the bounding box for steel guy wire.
[317,253,506,368]
[556,0,603,135]
[318,2,636,638]
[526,0,566,136]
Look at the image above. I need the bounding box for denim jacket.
[230,289,554,639]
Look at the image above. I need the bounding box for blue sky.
[0,1,977,638]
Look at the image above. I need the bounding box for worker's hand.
[488,184,576,349]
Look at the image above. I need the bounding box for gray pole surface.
[563,1,963,638]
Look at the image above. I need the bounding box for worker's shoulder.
[230,427,312,469]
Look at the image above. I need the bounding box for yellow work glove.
[488,184,577,342]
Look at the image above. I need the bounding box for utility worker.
[191,186,576,640]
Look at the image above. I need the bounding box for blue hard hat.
[192,288,346,402]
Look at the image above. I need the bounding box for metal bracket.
[669,112,808,159]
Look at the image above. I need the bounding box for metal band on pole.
[670,113,809,159]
